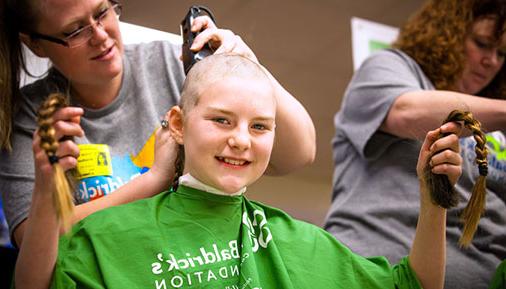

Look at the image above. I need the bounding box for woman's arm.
[14,116,177,245]
[70,125,176,223]
[263,69,316,175]
[381,90,506,140]
[15,129,74,289]
[408,122,462,289]
[15,112,177,289]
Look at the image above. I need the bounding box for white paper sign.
[351,17,399,71]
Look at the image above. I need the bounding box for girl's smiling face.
[175,76,276,194]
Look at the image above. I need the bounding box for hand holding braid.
[37,93,75,232]
[425,110,488,247]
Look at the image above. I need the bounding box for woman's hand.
[148,121,178,189]
[32,106,83,196]
[190,16,258,63]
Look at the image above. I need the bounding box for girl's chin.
[221,187,245,195]
[218,182,248,194]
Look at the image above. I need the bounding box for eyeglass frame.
[29,1,122,48]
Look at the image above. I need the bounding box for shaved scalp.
[180,53,273,112]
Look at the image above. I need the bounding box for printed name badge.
[76,144,113,179]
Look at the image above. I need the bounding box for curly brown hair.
[393,0,506,98]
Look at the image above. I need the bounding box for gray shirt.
[324,49,506,289]
[0,41,184,239]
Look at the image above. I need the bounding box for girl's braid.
[37,93,75,232]
[170,145,185,191]
[425,110,488,247]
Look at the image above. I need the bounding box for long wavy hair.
[0,0,40,151]
[393,0,506,98]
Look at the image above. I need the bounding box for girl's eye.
[251,123,267,131]
[213,118,230,125]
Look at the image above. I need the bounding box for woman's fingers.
[51,107,85,140]
[55,140,80,171]
[52,107,83,123]
[56,155,79,171]
[34,135,80,171]
[191,27,231,50]
[191,15,217,32]
[35,106,83,172]
[47,107,83,166]
[53,120,84,140]
[191,25,258,63]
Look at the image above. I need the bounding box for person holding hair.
[0,0,315,288]
[324,0,506,288]
[35,53,462,289]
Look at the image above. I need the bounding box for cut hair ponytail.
[37,93,75,232]
[425,110,488,247]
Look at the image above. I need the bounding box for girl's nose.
[227,127,251,151]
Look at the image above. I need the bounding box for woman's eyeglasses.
[30,2,122,48]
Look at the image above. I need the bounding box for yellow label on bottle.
[76,144,113,179]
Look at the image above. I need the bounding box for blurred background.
[119,0,426,225]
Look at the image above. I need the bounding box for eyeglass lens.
[66,3,121,48]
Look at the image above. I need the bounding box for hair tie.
[48,154,59,164]
[478,163,488,177]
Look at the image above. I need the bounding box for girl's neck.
[70,71,123,109]
[179,174,246,196]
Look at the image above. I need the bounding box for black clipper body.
[181,5,216,74]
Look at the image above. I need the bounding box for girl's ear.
[168,106,184,145]
[19,33,48,58]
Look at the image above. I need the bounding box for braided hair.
[425,110,488,247]
[170,145,185,191]
[37,93,75,232]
